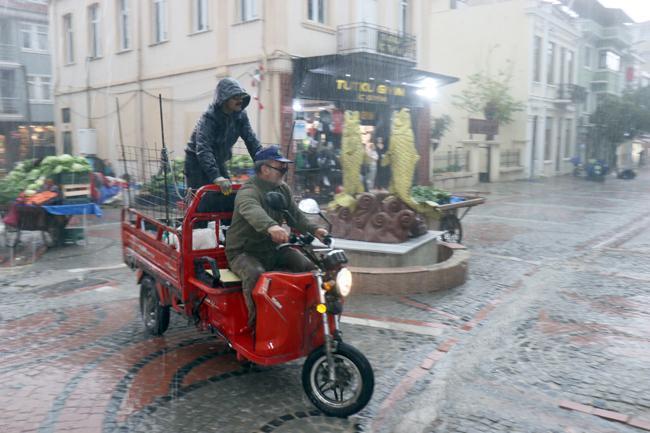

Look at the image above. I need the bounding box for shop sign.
[335,79,407,103]
[377,31,404,58]
[468,118,499,136]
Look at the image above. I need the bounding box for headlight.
[336,268,352,297]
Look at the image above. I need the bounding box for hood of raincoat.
[213,77,251,110]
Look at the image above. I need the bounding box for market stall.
[0,155,101,249]
[3,202,102,247]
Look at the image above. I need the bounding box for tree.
[589,86,650,166]
[453,70,525,125]
[430,115,452,151]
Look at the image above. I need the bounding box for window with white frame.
[399,0,409,34]
[118,0,131,50]
[153,0,168,43]
[0,21,11,44]
[584,46,591,68]
[557,47,566,84]
[63,14,74,63]
[27,75,52,102]
[599,50,620,71]
[544,116,553,160]
[546,42,555,84]
[0,69,16,99]
[88,4,101,58]
[307,0,325,24]
[564,119,572,158]
[19,22,48,52]
[358,0,377,24]
[240,0,258,22]
[533,36,542,82]
[194,0,209,32]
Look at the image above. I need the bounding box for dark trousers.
[229,248,316,328]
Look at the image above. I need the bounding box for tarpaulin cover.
[41,203,103,217]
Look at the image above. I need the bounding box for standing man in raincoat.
[185,77,262,195]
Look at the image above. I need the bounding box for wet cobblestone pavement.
[1,172,650,432]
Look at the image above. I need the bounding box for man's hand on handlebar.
[314,228,329,243]
[267,225,289,244]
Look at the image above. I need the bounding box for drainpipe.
[51,0,60,154]
[136,0,145,176]
[85,56,92,129]
[259,1,267,141]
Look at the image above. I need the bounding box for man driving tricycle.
[122,145,374,417]
[226,145,329,332]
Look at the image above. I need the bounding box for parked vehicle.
[571,157,608,182]
[122,184,374,417]
[616,168,636,180]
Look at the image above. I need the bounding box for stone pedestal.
[325,232,469,295]
[333,231,442,267]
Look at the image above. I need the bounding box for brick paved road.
[1,171,649,433]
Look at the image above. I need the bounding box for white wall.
[51,0,468,177]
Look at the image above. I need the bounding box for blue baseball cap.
[254,145,293,163]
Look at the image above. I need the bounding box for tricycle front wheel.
[302,342,374,418]
[139,276,170,336]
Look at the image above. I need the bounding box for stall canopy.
[293,53,459,109]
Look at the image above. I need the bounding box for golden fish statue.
[383,108,420,208]
[340,110,365,197]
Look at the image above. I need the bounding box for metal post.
[115,98,132,207]
[83,207,88,247]
[158,94,170,225]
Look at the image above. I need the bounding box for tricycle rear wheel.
[302,342,374,418]
[139,276,170,336]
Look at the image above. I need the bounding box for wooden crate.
[62,183,91,203]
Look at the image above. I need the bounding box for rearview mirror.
[265,191,287,211]
[298,198,320,215]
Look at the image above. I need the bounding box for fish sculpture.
[340,110,365,196]
[383,108,420,208]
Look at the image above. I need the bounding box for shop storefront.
[0,123,55,175]
[289,53,457,201]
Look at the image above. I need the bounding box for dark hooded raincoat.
[185,78,262,189]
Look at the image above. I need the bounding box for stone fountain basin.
[332,231,469,294]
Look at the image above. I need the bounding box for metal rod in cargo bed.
[158,94,170,225]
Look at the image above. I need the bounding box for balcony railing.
[556,84,587,103]
[337,23,416,63]
[602,26,632,46]
[0,97,20,114]
[579,20,603,38]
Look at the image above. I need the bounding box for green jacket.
[225,176,319,269]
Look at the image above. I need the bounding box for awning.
[293,53,458,108]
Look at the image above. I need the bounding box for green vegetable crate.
[61,184,92,204]
[55,172,91,185]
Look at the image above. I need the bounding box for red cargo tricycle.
[121,184,374,417]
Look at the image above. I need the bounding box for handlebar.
[276,232,328,251]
